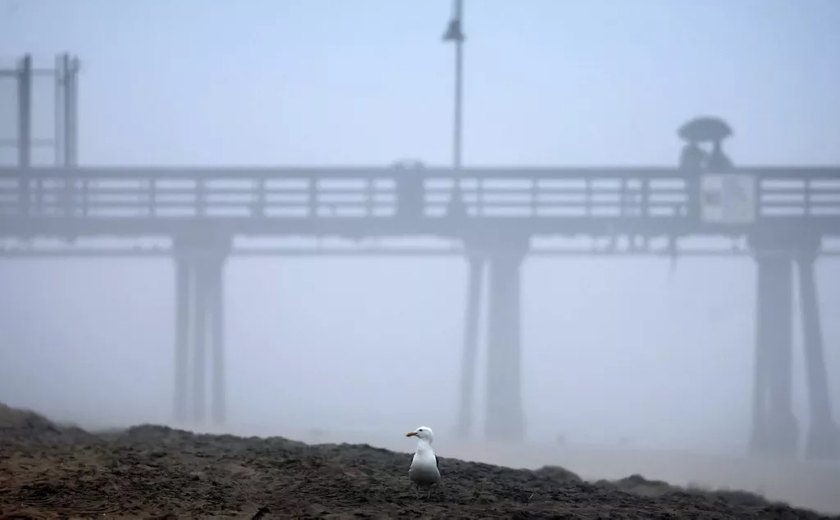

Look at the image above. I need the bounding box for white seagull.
[405,425,441,497]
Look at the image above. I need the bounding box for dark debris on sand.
[0,404,837,519]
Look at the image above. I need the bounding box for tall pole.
[63,54,72,166]
[17,54,32,168]
[17,55,32,217]
[453,0,463,169]
[444,0,465,170]
[54,55,64,165]
[445,0,479,438]
[64,54,79,167]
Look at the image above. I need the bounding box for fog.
[2,0,840,513]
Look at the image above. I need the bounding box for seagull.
[405,426,441,498]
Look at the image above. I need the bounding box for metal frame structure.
[0,53,79,168]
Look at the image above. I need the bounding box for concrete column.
[456,253,484,437]
[484,246,526,441]
[751,249,797,457]
[173,257,191,422]
[209,256,226,425]
[192,260,208,423]
[173,232,230,425]
[797,251,840,459]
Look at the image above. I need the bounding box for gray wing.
[435,455,439,469]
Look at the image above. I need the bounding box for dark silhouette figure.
[707,139,733,171]
[677,116,734,172]
[392,159,425,219]
[677,116,735,218]
[679,141,707,172]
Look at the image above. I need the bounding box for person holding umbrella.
[677,116,734,172]
[676,116,735,220]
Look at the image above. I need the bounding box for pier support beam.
[207,252,226,424]
[457,235,529,442]
[797,250,840,459]
[174,257,190,422]
[484,239,528,442]
[173,232,230,425]
[750,247,797,457]
[456,253,485,437]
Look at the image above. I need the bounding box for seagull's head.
[406,426,434,443]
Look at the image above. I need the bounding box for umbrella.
[678,117,732,142]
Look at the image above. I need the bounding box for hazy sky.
[2,0,839,166]
[0,0,839,456]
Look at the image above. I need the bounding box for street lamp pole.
[444,0,465,169]
[444,0,480,439]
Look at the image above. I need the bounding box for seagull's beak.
[406,431,417,437]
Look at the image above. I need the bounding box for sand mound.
[0,404,835,519]
[0,403,93,444]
